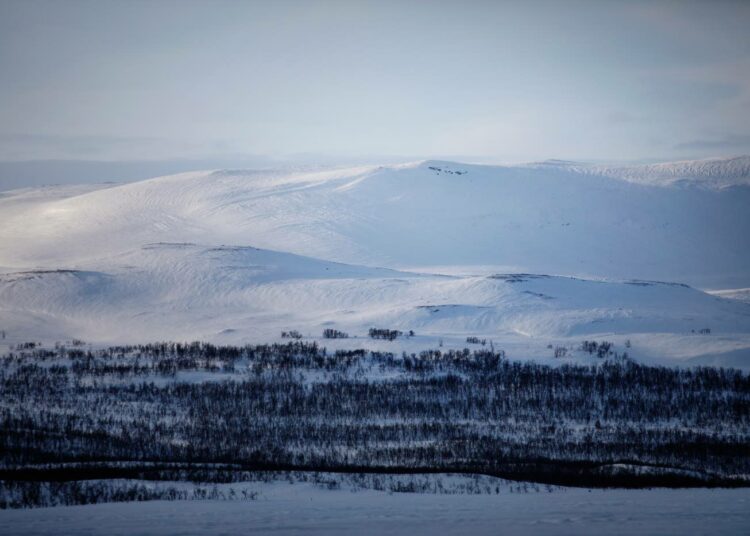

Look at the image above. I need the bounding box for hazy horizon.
[2,0,750,166]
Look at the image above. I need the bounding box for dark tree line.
[580,340,616,358]
[1,341,749,493]
[369,328,402,340]
[0,479,258,509]
[323,329,349,339]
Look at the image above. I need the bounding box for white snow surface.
[708,288,750,304]
[2,480,749,536]
[528,155,750,189]
[1,159,749,367]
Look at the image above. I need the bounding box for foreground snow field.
[2,479,749,536]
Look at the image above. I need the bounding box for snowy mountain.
[529,155,750,189]
[2,159,749,287]
[0,159,749,367]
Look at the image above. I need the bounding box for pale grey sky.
[1,0,749,163]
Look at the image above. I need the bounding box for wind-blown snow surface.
[0,159,749,366]
[3,483,750,536]
[3,158,748,286]
[528,155,750,189]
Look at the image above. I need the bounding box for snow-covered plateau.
[0,157,749,368]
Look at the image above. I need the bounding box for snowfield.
[0,158,749,367]
[2,480,749,536]
[3,158,749,286]
[528,155,750,189]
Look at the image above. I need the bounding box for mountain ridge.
[523,155,750,189]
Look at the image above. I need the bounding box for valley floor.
[2,479,749,536]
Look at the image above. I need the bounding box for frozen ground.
[2,479,749,536]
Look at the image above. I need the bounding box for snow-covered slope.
[0,159,749,366]
[528,155,750,189]
[1,242,749,367]
[591,156,750,189]
[708,288,750,304]
[1,159,748,288]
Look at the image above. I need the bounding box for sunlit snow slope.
[0,158,749,366]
